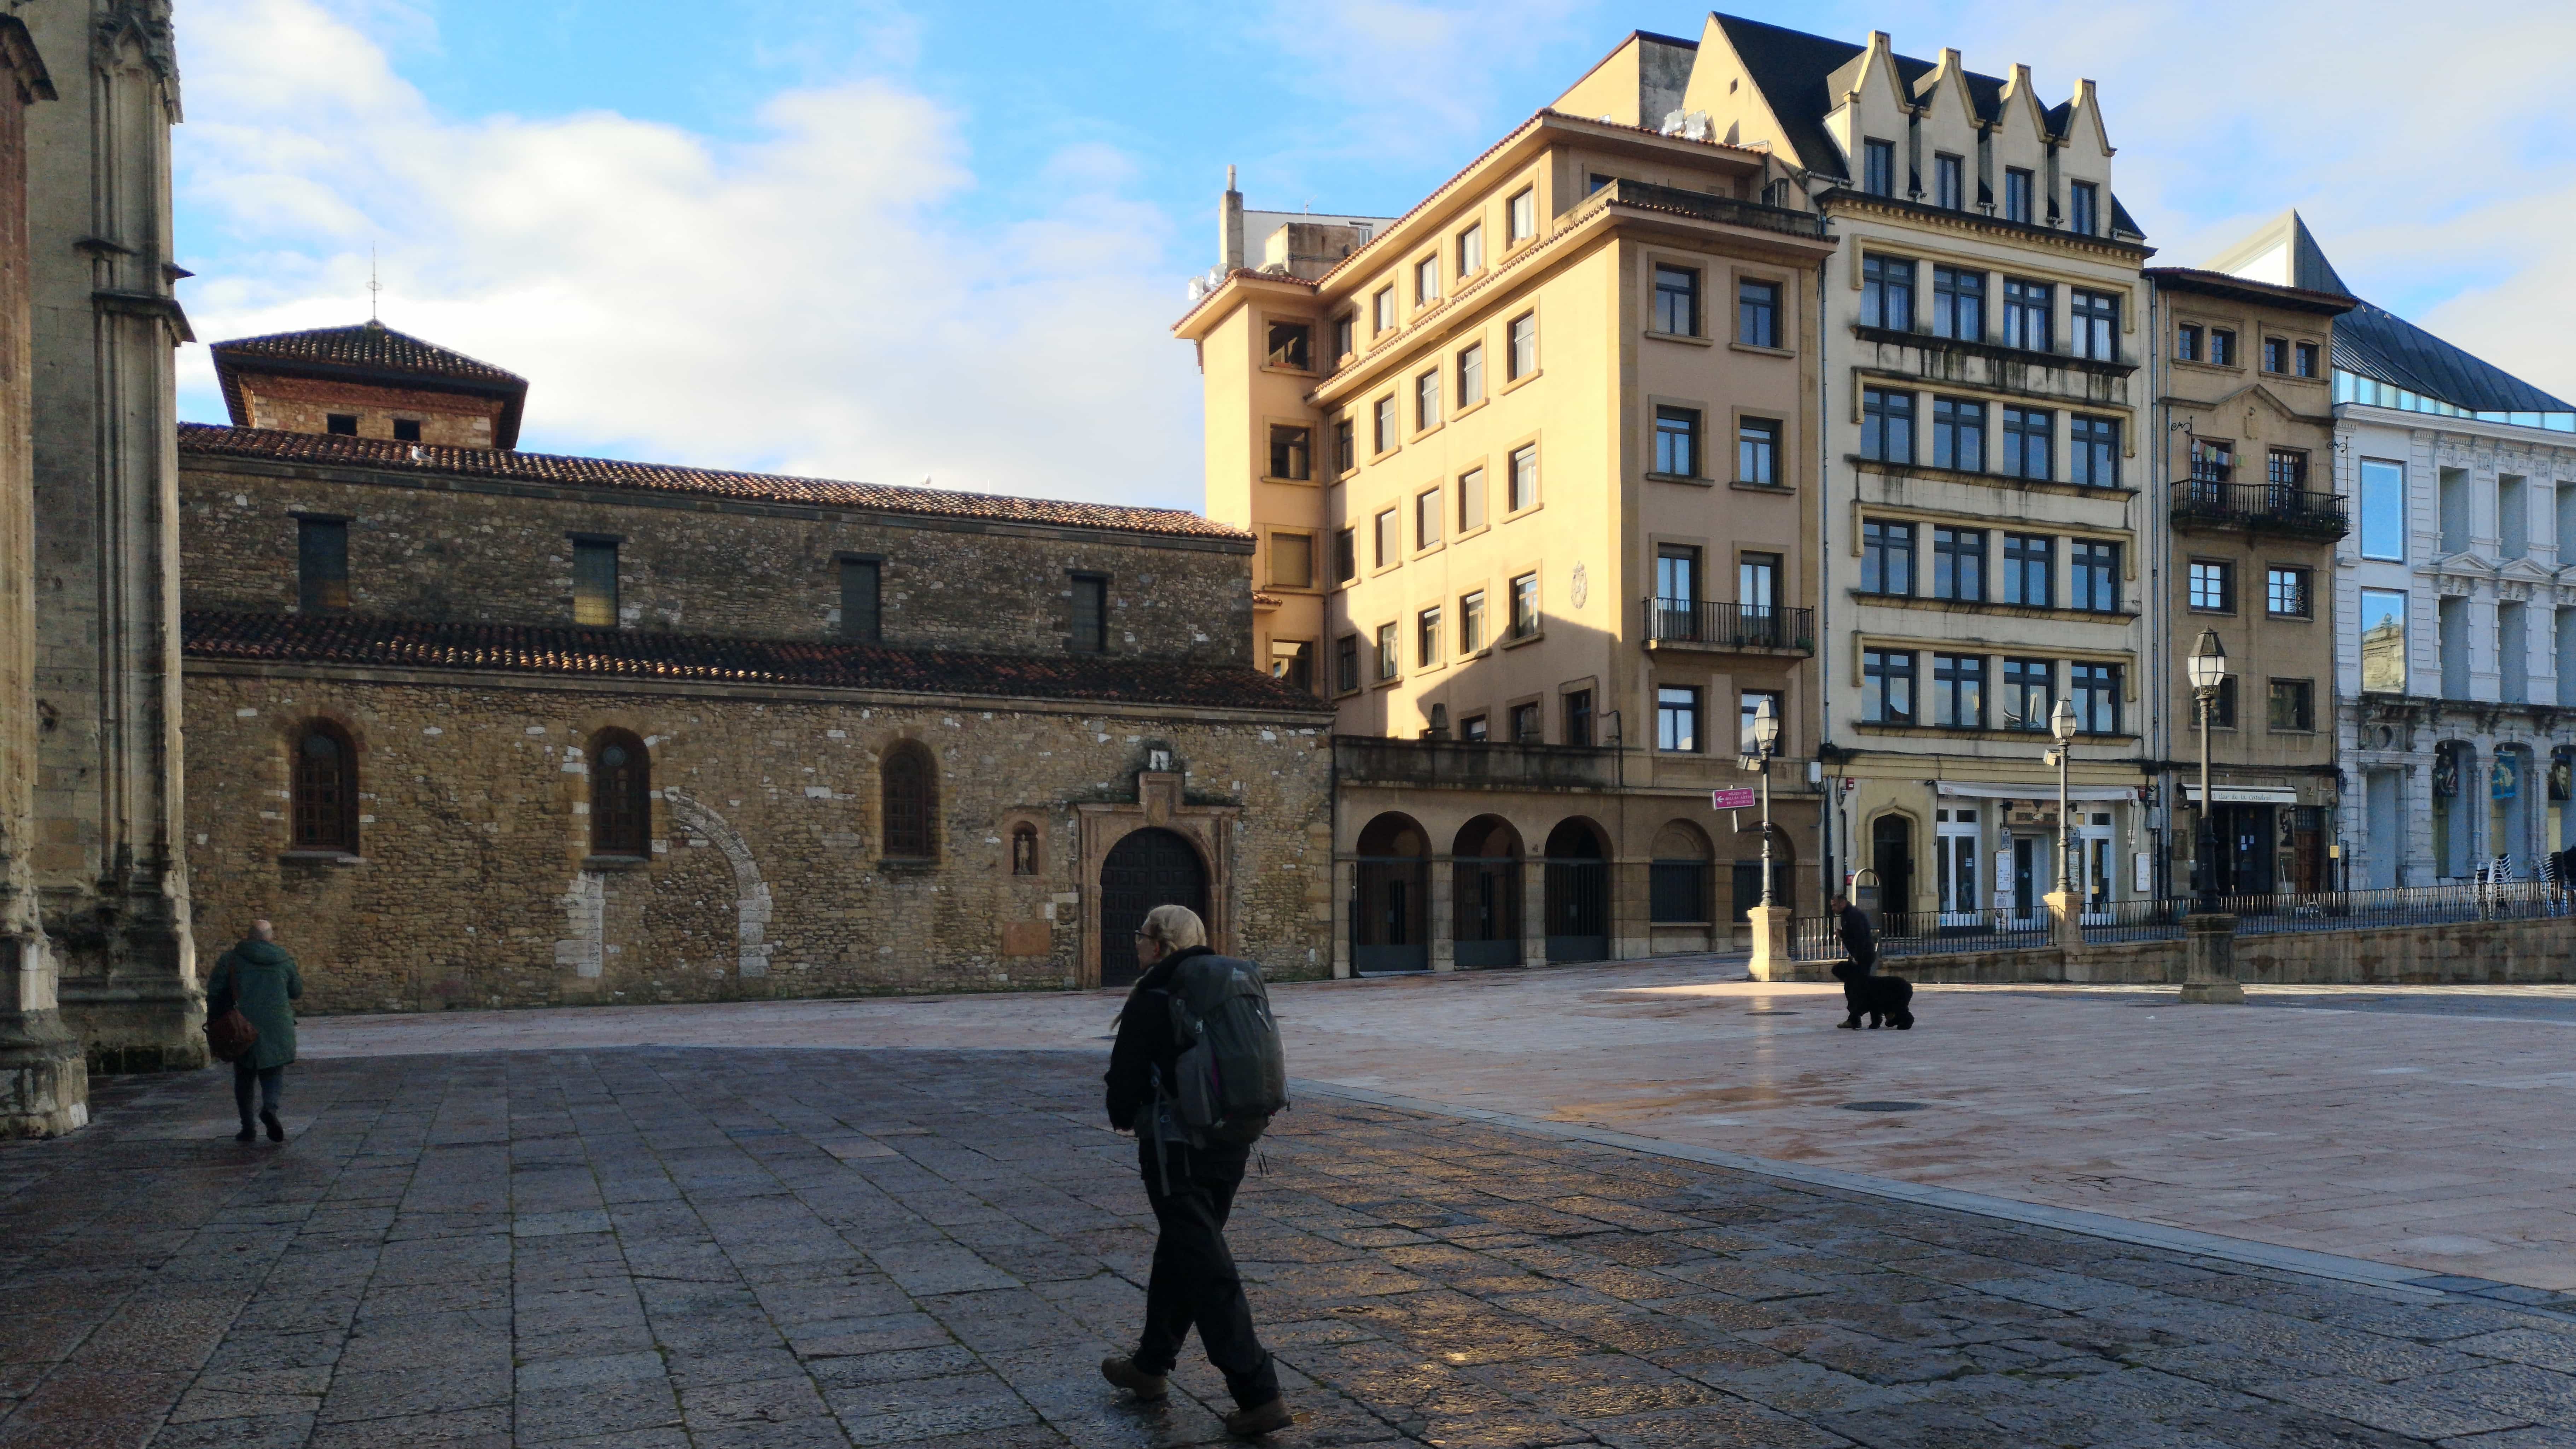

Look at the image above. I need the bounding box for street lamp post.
[2187,630,2231,915]
[1752,696,1781,908]
[2050,697,2079,907]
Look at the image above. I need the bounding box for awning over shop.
[2181,785,2301,805]
[1933,781,2139,803]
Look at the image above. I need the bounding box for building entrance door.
[1870,816,1913,934]
[1098,828,1207,988]
[1935,808,1980,924]
[2010,835,2042,926]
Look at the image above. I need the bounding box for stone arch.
[1352,812,1430,973]
[1541,816,1609,961]
[1451,815,1523,967]
[661,790,773,978]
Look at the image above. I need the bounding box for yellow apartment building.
[1684,16,2155,930]
[2145,264,2352,896]
[1177,31,1834,971]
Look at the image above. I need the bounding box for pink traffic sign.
[1710,788,1757,810]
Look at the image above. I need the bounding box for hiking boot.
[1225,1398,1293,1437]
[233,1124,256,1143]
[1099,1356,1168,1401]
[1835,1016,1862,1029]
[261,1109,285,1143]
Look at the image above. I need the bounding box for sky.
[172,0,2576,512]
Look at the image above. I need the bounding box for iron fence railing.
[2080,896,2189,944]
[1791,908,2047,961]
[2219,881,2576,935]
[2171,479,2350,537]
[1640,599,1816,653]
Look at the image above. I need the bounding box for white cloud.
[173,0,1204,507]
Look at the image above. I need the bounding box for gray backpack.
[1163,953,1288,1145]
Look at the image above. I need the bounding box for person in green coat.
[206,919,302,1143]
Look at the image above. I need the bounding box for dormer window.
[1934,154,1964,211]
[1861,139,1896,197]
[2004,168,2034,224]
[2068,181,2100,236]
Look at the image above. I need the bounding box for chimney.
[1220,164,1244,271]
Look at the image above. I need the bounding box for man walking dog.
[1830,891,1876,1030]
[1100,905,1292,1437]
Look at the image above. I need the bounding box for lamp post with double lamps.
[1750,695,1781,907]
[2049,696,2079,908]
[2188,630,2231,915]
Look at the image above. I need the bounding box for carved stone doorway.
[1098,827,1207,989]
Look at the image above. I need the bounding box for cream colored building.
[1683,16,2154,928]
[1177,31,1834,970]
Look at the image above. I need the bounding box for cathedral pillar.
[0,12,84,1132]
[26,0,197,1074]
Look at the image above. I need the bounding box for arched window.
[590,729,650,857]
[291,721,357,853]
[1010,823,1039,876]
[882,743,937,859]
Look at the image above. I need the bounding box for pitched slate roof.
[210,320,532,446]
[1710,13,2138,240]
[2334,300,2576,415]
[183,610,1327,714]
[2207,212,2574,415]
[177,423,1249,542]
[1712,13,1878,177]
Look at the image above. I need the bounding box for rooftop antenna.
[367,246,382,323]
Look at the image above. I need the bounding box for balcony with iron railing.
[1334,736,1619,790]
[1640,599,1814,655]
[2171,477,2350,539]
[1597,179,1829,241]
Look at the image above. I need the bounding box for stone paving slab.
[2,1048,2573,1447]
[296,968,2576,1292]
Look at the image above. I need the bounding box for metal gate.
[1099,828,1206,988]
[1544,859,1608,961]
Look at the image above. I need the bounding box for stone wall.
[180,456,1257,665]
[238,375,502,448]
[182,666,1335,1012]
[1765,914,2576,986]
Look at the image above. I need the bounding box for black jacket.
[1836,904,1876,972]
[1105,944,1217,1132]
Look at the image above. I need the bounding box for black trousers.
[233,1061,283,1125]
[1835,958,1875,1020]
[1133,1135,1278,1408]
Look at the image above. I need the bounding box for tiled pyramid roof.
[209,320,531,445]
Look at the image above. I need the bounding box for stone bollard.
[1747,904,1793,982]
[2179,912,2245,1003]
[2042,889,2082,949]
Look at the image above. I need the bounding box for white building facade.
[2215,216,2576,888]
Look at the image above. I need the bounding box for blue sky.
[171,0,2576,509]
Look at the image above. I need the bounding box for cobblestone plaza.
[1,1014,2572,1447]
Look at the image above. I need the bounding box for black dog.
[1830,962,1914,1029]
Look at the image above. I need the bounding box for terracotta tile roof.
[211,321,527,386]
[183,610,1329,714]
[178,423,1249,542]
[210,320,534,445]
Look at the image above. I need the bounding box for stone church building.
[176,324,1335,1013]
[1,1,200,1137]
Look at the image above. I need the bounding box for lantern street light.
[1750,695,1782,908]
[2187,630,2231,915]
[2050,696,2079,909]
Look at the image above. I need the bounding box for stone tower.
[19,0,198,1086]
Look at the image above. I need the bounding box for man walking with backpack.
[1100,904,1290,1437]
